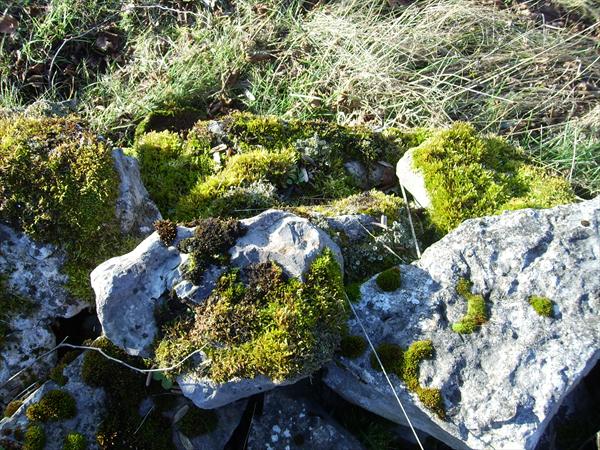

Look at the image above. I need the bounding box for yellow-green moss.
[3,400,23,417]
[81,337,175,450]
[370,340,444,418]
[177,407,218,437]
[452,278,488,334]
[411,122,575,233]
[305,190,405,222]
[154,248,347,383]
[23,424,46,450]
[63,432,86,450]
[0,115,135,302]
[375,267,401,292]
[25,389,76,422]
[529,295,554,318]
[339,335,368,359]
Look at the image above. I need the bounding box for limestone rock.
[396,149,431,208]
[325,198,600,450]
[0,355,107,450]
[93,210,344,408]
[0,225,87,408]
[247,386,365,450]
[113,148,162,236]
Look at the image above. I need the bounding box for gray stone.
[112,148,162,236]
[396,149,431,208]
[93,210,344,408]
[247,387,365,450]
[325,198,600,450]
[0,225,87,408]
[0,355,107,450]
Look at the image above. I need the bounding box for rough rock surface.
[247,386,365,450]
[113,148,162,236]
[0,355,107,450]
[0,225,86,407]
[93,210,344,407]
[325,198,600,450]
[172,400,247,450]
[396,149,431,208]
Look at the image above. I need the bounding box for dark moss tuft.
[344,282,362,303]
[25,389,76,422]
[529,295,554,318]
[3,400,23,418]
[375,267,401,292]
[370,343,403,373]
[154,219,178,246]
[339,335,368,359]
[23,424,46,450]
[177,407,219,437]
[63,432,87,450]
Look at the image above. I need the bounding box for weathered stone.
[325,198,600,450]
[396,149,431,208]
[247,386,365,450]
[93,210,344,408]
[0,355,107,450]
[112,149,162,236]
[0,225,86,408]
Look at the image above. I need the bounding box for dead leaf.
[0,15,18,35]
[246,50,274,63]
[95,32,120,53]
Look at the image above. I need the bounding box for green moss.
[370,340,444,418]
[339,335,368,359]
[63,432,86,450]
[3,400,23,417]
[452,278,488,334]
[154,248,347,383]
[375,267,401,292]
[26,390,76,422]
[0,274,36,348]
[0,115,138,302]
[177,408,219,437]
[306,190,405,222]
[81,337,175,450]
[49,364,67,386]
[345,282,362,303]
[411,122,575,233]
[23,424,46,450]
[529,295,554,318]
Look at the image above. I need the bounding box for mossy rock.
[63,432,87,450]
[133,112,426,222]
[411,122,575,233]
[154,248,347,384]
[25,390,76,422]
[23,424,46,450]
[0,115,136,301]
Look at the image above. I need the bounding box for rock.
[112,149,162,236]
[247,386,365,450]
[344,160,398,190]
[0,225,87,408]
[344,161,369,189]
[325,198,600,450]
[396,149,431,208]
[0,355,107,450]
[93,210,344,407]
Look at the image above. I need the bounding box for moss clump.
[134,107,205,140]
[49,351,79,386]
[370,340,444,418]
[81,337,175,450]
[23,424,46,450]
[3,400,23,417]
[0,115,136,301]
[345,282,362,303]
[177,218,246,283]
[529,295,554,318]
[155,248,347,383]
[25,389,76,422]
[412,122,575,233]
[177,408,219,437]
[0,274,36,348]
[305,190,405,223]
[339,335,368,359]
[452,278,488,334]
[63,432,86,450]
[154,219,178,246]
[375,267,401,292]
